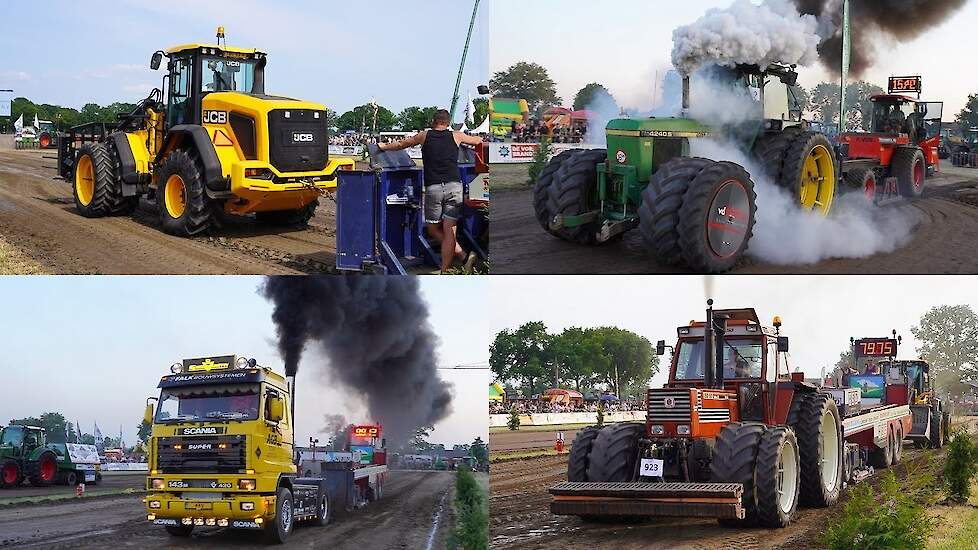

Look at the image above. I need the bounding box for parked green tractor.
[0,425,60,488]
[534,63,838,273]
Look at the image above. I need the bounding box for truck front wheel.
[265,486,294,543]
[165,525,194,537]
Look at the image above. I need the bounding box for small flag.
[13,114,23,133]
[33,113,39,131]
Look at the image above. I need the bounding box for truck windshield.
[201,56,258,94]
[156,388,260,422]
[675,338,763,380]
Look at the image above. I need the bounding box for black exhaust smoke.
[261,276,454,447]
[791,0,967,76]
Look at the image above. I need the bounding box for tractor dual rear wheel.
[566,425,601,482]
[787,393,843,508]
[639,157,712,266]
[544,149,609,245]
[892,147,926,198]
[585,423,644,482]
[72,142,137,218]
[156,149,218,237]
[533,149,578,234]
[754,130,837,216]
[710,421,767,526]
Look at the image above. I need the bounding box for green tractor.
[0,425,60,488]
[534,63,838,273]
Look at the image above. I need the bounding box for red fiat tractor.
[837,76,942,203]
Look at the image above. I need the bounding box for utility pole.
[450,0,481,121]
[838,0,850,134]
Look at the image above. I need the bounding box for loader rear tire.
[567,426,601,482]
[638,157,712,266]
[545,149,608,245]
[72,142,134,217]
[534,149,577,234]
[585,423,643,483]
[754,426,800,528]
[256,200,319,227]
[0,459,21,488]
[781,132,838,216]
[156,149,217,237]
[787,393,843,508]
[711,422,767,526]
[677,161,756,273]
[893,146,926,198]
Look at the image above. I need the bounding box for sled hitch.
[549,481,745,519]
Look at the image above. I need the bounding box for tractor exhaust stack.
[704,299,715,388]
[682,74,691,115]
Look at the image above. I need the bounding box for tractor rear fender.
[157,125,230,196]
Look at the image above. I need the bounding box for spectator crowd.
[489,398,643,415]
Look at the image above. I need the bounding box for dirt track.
[490,428,586,452]
[489,418,978,550]
[0,472,144,500]
[491,163,978,274]
[0,139,346,275]
[0,470,454,549]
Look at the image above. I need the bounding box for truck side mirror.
[150,52,163,71]
[267,396,284,422]
[143,400,155,425]
[777,336,790,353]
[656,340,666,356]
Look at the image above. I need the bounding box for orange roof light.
[773,316,782,328]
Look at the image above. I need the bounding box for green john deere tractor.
[534,63,838,273]
[0,425,60,488]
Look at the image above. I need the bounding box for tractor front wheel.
[566,426,601,482]
[156,149,217,237]
[754,426,800,528]
[711,421,767,526]
[0,459,21,488]
[28,451,58,486]
[584,423,643,483]
[544,149,608,245]
[787,393,843,508]
[892,147,926,198]
[845,167,877,204]
[676,161,757,273]
[256,200,319,227]
[638,157,712,266]
[533,149,577,234]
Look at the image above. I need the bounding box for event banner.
[0,90,12,117]
[488,142,601,164]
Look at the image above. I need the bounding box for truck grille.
[647,389,693,422]
[156,435,246,474]
[267,109,328,173]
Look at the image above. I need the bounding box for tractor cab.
[0,425,45,457]
[869,95,943,146]
[151,30,267,129]
[703,63,805,136]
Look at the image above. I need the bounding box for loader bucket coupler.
[549,482,745,520]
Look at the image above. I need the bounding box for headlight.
[147,514,156,521]
[182,518,193,525]
[217,519,229,527]
[194,518,205,526]
[205,518,216,526]
[151,478,165,490]
[149,500,161,509]
[241,502,255,511]
[677,425,691,435]
[170,363,182,373]
[235,356,250,369]
[239,479,256,490]
[650,425,664,435]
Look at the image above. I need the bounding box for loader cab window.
[201,56,259,94]
[167,55,195,128]
[674,338,763,380]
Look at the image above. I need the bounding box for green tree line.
[8,411,147,450]
[490,322,658,399]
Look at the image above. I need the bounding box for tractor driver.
[377,109,483,273]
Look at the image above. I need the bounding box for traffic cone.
[555,432,565,453]
[75,483,85,497]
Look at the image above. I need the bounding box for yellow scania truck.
[58,28,354,237]
[142,355,387,543]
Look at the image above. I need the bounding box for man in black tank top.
[379,109,484,273]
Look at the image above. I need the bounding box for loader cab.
[153,44,267,129]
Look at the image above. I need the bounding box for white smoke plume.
[689,139,915,265]
[584,88,621,148]
[671,0,820,74]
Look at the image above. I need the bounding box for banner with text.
[488,142,602,164]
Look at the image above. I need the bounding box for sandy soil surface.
[0,470,454,549]
[0,138,349,275]
[489,418,978,550]
[491,162,978,274]
[490,428,587,453]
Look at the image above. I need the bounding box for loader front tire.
[73,142,133,217]
[156,149,217,237]
[566,426,601,482]
[638,157,712,266]
[711,422,767,526]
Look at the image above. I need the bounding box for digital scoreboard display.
[888,76,922,95]
[854,338,898,357]
[351,425,380,439]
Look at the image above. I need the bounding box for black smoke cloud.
[792,0,967,76]
[261,276,453,446]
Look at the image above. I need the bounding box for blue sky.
[0,0,488,115]
[491,0,978,118]
[0,276,490,447]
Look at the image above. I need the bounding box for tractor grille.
[647,389,692,422]
[697,407,732,423]
[267,109,329,173]
[156,435,246,474]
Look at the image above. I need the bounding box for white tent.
[469,113,491,135]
